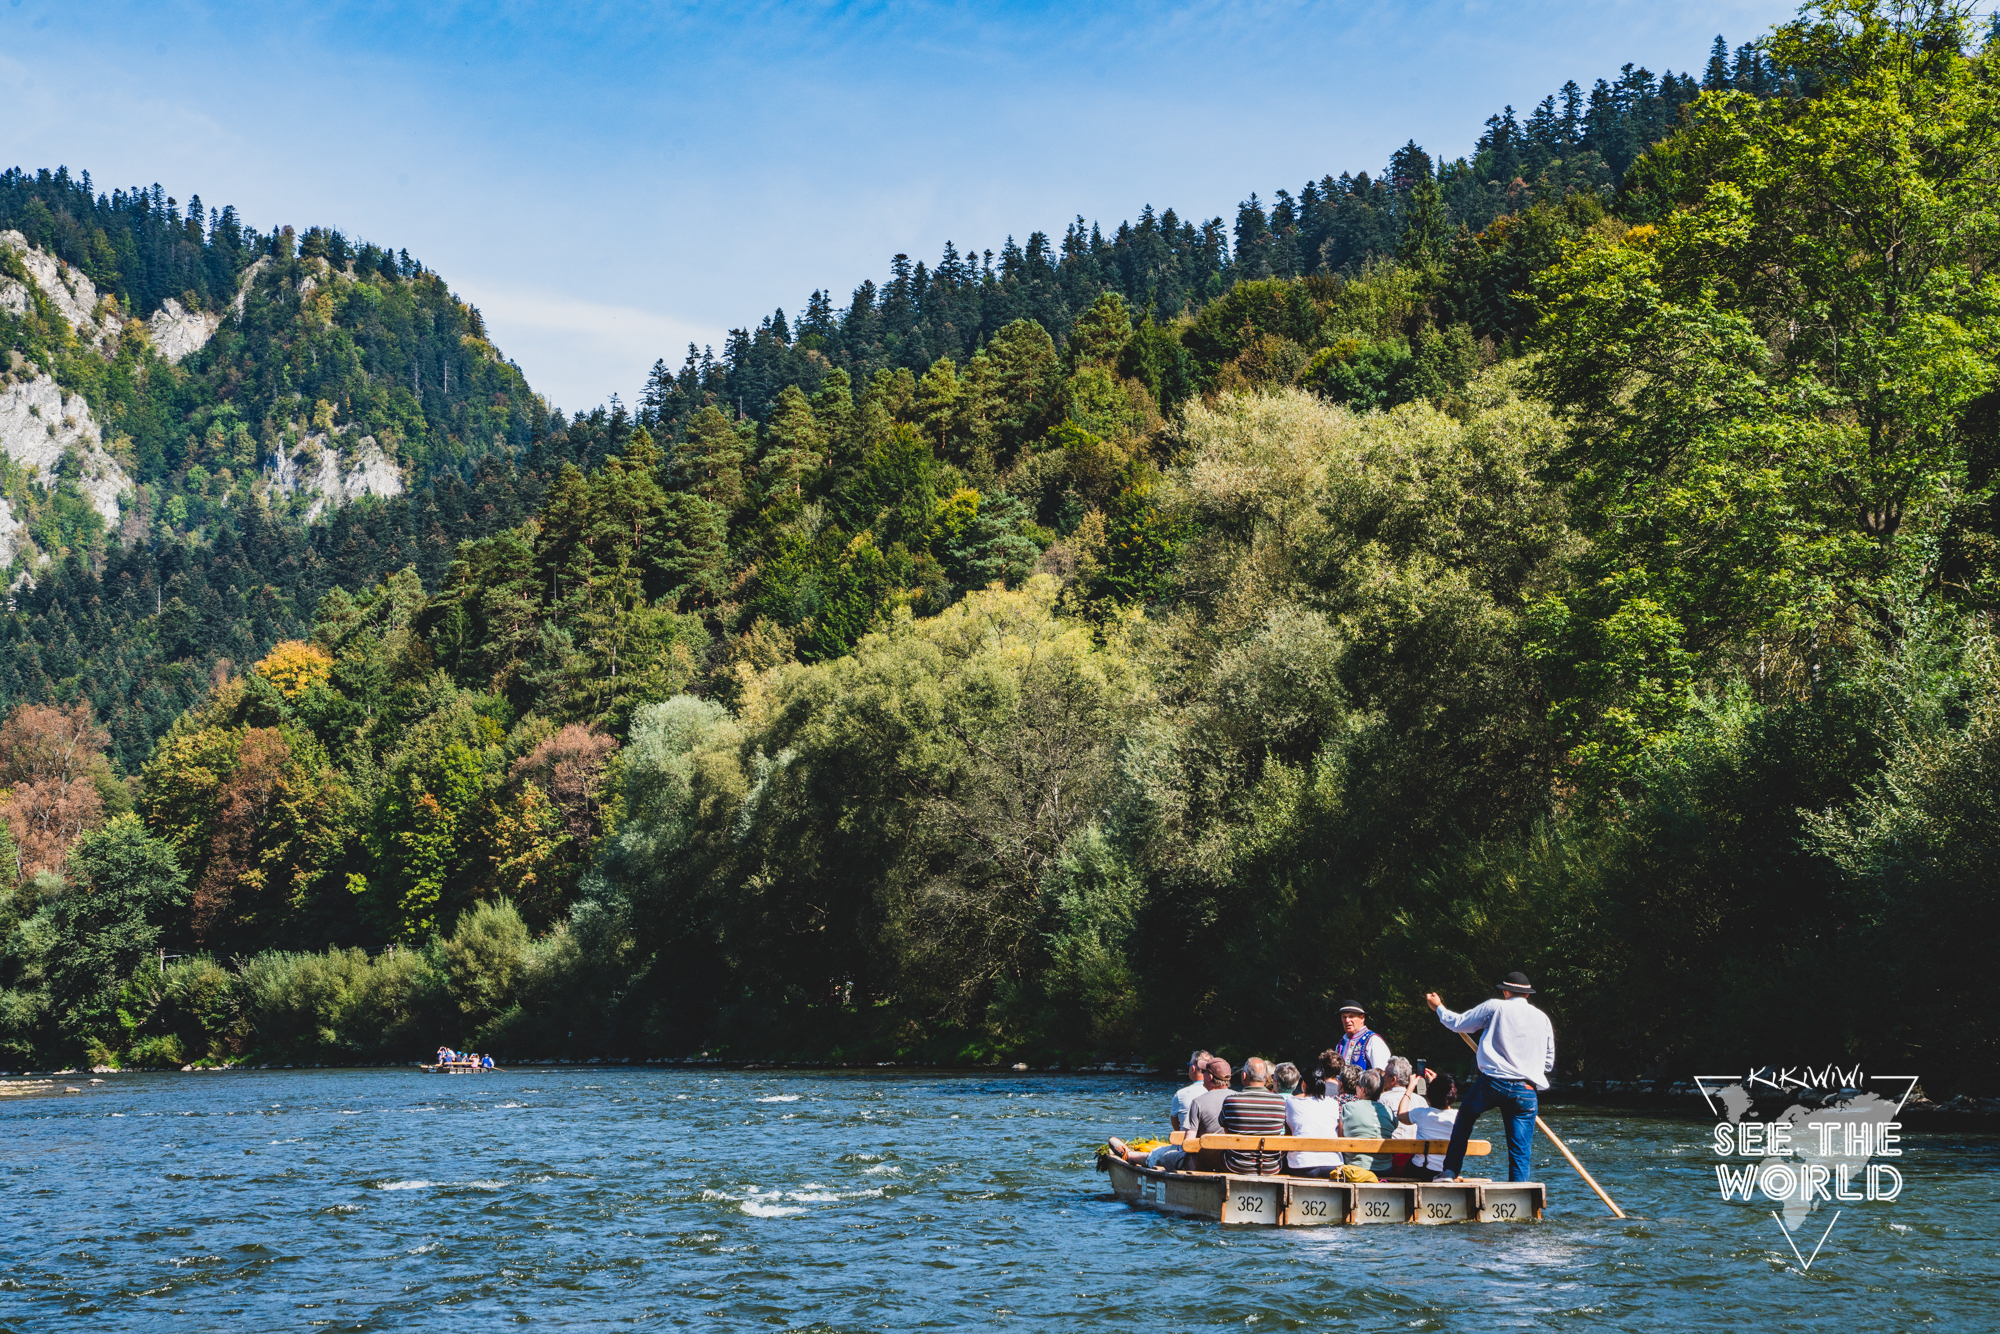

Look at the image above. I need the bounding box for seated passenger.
[1282,1064,1345,1177]
[1400,1073,1459,1180]
[1339,1069,1398,1174]
[1376,1056,1422,1174]
[1106,1058,1232,1171]
[1377,1056,1417,1121]
[1219,1057,1289,1176]
[1171,1050,1212,1133]
[1271,1062,1302,1098]
[1314,1049,1343,1100]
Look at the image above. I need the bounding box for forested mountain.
[636,36,1784,436]
[0,169,594,767]
[3,4,1995,1095]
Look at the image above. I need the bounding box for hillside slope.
[0,170,571,766]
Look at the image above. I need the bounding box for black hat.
[1337,999,1367,1015]
[1498,972,1535,994]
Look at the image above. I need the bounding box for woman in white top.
[1283,1063,1347,1176]
[1398,1071,1460,1177]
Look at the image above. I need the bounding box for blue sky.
[2,1,1800,413]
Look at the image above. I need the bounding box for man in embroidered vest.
[1333,999,1391,1072]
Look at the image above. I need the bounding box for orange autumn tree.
[139,676,351,950]
[253,640,335,700]
[490,724,618,928]
[0,701,117,878]
[0,703,113,878]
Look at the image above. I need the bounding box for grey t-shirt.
[1186,1087,1231,1139]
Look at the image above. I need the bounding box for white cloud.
[450,282,722,415]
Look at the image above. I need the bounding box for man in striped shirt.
[1219,1057,1288,1175]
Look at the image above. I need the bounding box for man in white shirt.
[1170,1050,1211,1131]
[1424,972,1555,1182]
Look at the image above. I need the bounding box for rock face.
[0,375,130,528]
[0,230,119,343]
[0,235,403,571]
[142,257,266,364]
[266,429,404,520]
[145,298,222,364]
[0,232,131,565]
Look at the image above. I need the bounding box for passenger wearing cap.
[1332,1000,1391,1072]
[1105,1058,1232,1172]
[1424,971,1555,1183]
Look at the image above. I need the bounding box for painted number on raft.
[1233,1194,1265,1215]
[1362,1200,1393,1218]
[1491,1201,1518,1219]
[1426,1202,1456,1219]
[1297,1199,1330,1218]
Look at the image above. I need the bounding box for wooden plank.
[1185,1135,1490,1155]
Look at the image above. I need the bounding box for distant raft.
[419,1062,500,1073]
[1099,1134,1544,1226]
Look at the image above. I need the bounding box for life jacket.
[1337,1028,1380,1070]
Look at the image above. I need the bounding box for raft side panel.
[1353,1183,1414,1224]
[1415,1183,1479,1224]
[1479,1183,1544,1222]
[1104,1158,1545,1226]
[1105,1159,1228,1218]
[1281,1179,1352,1226]
[1219,1177,1284,1226]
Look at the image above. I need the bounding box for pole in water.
[1450,1027,1626,1218]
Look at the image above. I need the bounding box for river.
[0,1067,1992,1331]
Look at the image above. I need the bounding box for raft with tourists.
[1097,977,1626,1228]
[1099,1133,1546,1226]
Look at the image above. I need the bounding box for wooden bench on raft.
[1171,1132,1492,1158]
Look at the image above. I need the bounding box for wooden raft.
[1101,1134,1544,1227]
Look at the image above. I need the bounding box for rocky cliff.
[266,428,404,520]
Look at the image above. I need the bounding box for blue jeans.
[1441,1074,1537,1181]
